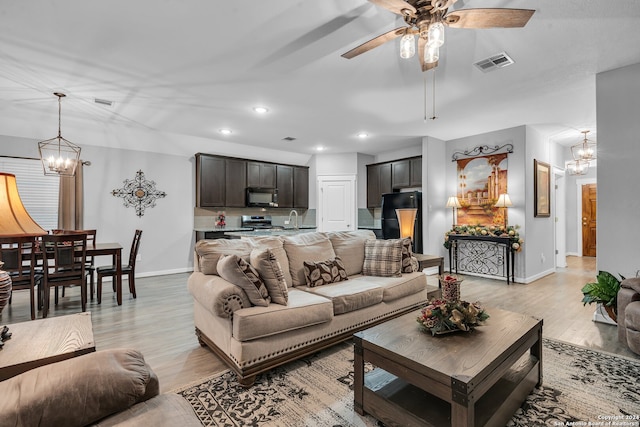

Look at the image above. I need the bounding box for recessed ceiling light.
[316,146,325,152]
[253,106,269,114]
[219,129,232,135]
[357,132,368,139]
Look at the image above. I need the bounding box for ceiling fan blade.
[368,0,417,17]
[341,27,408,59]
[444,8,535,29]
[417,36,438,72]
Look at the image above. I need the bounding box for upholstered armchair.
[617,277,640,355]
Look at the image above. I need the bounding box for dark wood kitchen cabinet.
[276,165,293,208]
[247,162,276,188]
[367,156,421,208]
[391,159,410,189]
[293,166,309,209]
[196,154,225,207]
[196,153,309,208]
[225,158,247,207]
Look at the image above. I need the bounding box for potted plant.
[581,271,625,322]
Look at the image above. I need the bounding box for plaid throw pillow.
[303,256,348,287]
[362,239,403,277]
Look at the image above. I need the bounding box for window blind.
[0,157,59,231]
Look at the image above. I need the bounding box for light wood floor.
[2,256,637,392]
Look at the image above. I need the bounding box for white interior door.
[317,175,356,232]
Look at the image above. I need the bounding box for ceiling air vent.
[282,136,297,141]
[473,52,514,73]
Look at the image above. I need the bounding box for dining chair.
[53,229,97,299]
[97,229,142,304]
[41,232,88,318]
[0,236,41,320]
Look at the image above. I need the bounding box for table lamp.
[446,196,461,229]
[494,193,513,229]
[396,208,418,241]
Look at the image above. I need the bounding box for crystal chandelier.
[38,93,81,177]
[567,130,596,176]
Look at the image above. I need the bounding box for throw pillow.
[250,248,289,305]
[217,254,270,307]
[401,238,415,273]
[303,256,348,287]
[327,230,376,276]
[195,239,254,275]
[282,233,336,287]
[362,239,403,277]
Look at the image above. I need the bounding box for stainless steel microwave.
[246,187,278,207]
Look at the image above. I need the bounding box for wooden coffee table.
[0,312,95,381]
[354,307,542,427]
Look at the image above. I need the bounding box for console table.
[447,234,516,284]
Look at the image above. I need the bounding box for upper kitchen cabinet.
[247,161,276,188]
[366,156,421,208]
[225,158,247,207]
[276,165,293,208]
[410,157,422,187]
[196,153,225,207]
[293,166,309,209]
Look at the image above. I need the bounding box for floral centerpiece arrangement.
[215,211,226,228]
[417,299,489,335]
[444,224,523,252]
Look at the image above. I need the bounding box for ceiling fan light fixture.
[427,22,445,48]
[399,33,415,59]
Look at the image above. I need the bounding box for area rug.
[174,339,640,427]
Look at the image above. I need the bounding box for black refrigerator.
[381,191,423,254]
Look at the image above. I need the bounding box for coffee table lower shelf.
[360,353,539,427]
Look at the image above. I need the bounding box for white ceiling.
[1,1,640,156]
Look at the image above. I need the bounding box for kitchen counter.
[194,227,253,232]
[224,227,316,238]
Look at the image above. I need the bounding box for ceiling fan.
[342,0,535,71]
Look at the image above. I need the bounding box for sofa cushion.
[327,230,376,276]
[232,288,334,341]
[282,232,336,287]
[362,239,403,277]
[95,394,202,427]
[354,272,427,302]
[217,254,270,307]
[303,256,348,287]
[0,349,159,427]
[298,280,384,315]
[195,239,255,275]
[250,248,288,305]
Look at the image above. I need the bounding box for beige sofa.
[0,348,201,427]
[618,277,640,355]
[188,230,438,387]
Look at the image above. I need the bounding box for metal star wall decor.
[111,170,166,217]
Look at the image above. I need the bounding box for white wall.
[422,136,447,258]
[596,62,640,277]
[375,145,422,163]
[357,153,375,208]
[0,132,313,276]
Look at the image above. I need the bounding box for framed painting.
[534,159,550,217]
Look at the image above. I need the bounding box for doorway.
[581,183,597,257]
[317,175,356,232]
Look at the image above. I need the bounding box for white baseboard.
[522,268,556,284]
[566,251,580,257]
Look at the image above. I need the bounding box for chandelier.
[567,130,596,176]
[38,93,81,177]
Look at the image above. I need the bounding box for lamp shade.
[0,173,47,236]
[396,208,418,240]
[446,196,461,208]
[494,194,513,208]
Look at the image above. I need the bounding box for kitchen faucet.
[288,209,299,229]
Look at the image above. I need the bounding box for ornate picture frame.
[534,159,550,217]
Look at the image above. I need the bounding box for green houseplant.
[581,271,625,322]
